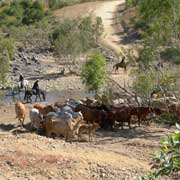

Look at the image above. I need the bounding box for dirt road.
[95,0,126,55]
[54,1,126,55]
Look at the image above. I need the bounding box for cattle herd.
[14,95,177,142]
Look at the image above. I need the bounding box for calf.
[15,101,26,127]
[78,123,100,142]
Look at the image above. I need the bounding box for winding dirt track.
[94,0,126,55]
[54,0,126,55]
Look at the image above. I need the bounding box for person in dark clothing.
[32,79,40,94]
[19,73,24,88]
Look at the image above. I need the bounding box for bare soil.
[0,105,175,180]
[0,1,176,180]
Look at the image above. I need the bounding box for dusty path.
[95,0,126,56]
[54,1,126,56]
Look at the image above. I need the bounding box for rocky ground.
[0,105,177,180]
[1,1,178,180]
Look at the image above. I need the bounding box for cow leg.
[46,131,52,138]
[121,121,124,130]
[89,131,91,142]
[35,95,38,102]
[110,121,114,131]
[28,95,32,103]
[128,120,131,129]
[78,132,81,142]
[24,92,26,101]
[138,116,141,127]
[22,117,25,127]
[38,93,42,101]
[19,118,23,128]
[146,117,150,126]
[117,67,119,74]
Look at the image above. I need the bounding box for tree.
[81,51,106,93]
[0,0,46,27]
[0,34,14,85]
[52,17,103,63]
[132,70,156,104]
[136,0,180,48]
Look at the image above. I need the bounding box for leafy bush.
[10,20,52,49]
[49,0,69,9]
[0,0,46,27]
[51,16,103,59]
[125,0,139,8]
[136,124,180,180]
[161,48,180,64]
[154,113,179,126]
[81,51,106,93]
[48,0,98,10]
[0,34,14,85]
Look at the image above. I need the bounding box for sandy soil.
[94,0,127,55]
[54,0,128,56]
[0,2,174,180]
[0,105,175,180]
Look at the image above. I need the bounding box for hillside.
[0,1,179,180]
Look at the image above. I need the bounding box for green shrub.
[48,0,98,10]
[81,51,106,93]
[154,113,179,126]
[136,124,180,180]
[161,48,180,64]
[0,0,46,27]
[0,34,14,85]
[51,16,103,59]
[49,0,69,9]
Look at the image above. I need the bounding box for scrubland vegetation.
[0,0,180,180]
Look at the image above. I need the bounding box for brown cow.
[108,107,131,129]
[33,103,56,116]
[74,104,107,128]
[130,107,162,126]
[15,101,26,127]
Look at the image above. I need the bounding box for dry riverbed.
[0,105,176,180]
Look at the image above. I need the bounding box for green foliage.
[136,124,180,180]
[48,0,97,10]
[81,51,106,92]
[0,0,46,27]
[10,19,52,48]
[125,0,139,8]
[132,67,180,106]
[136,0,180,48]
[52,16,103,59]
[0,34,14,85]
[132,70,156,100]
[49,0,69,9]
[155,113,179,126]
[137,40,158,69]
[161,48,180,64]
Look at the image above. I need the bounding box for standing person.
[19,73,24,88]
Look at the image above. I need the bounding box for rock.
[6,161,14,167]
[13,67,19,72]
[31,56,38,63]
[18,47,25,52]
